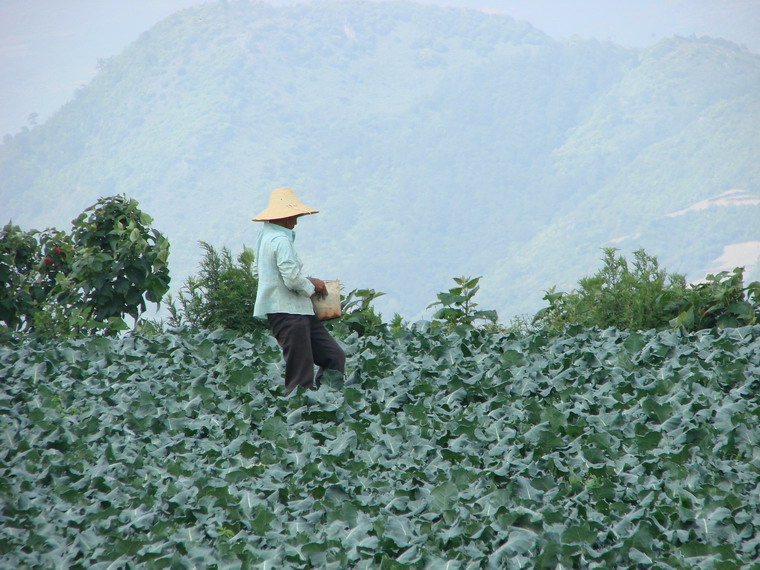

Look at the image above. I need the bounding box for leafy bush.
[670,267,760,330]
[535,248,760,332]
[167,242,262,333]
[534,248,685,331]
[428,276,498,330]
[1,324,758,567]
[0,224,71,334]
[0,195,170,339]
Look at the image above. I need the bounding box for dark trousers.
[267,313,345,396]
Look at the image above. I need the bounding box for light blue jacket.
[252,223,315,317]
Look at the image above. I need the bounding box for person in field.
[251,187,345,395]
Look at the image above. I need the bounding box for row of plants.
[1,320,758,567]
[161,243,760,340]
[3,195,759,343]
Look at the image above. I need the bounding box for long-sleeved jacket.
[252,222,315,317]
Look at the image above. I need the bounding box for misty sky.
[1,0,758,137]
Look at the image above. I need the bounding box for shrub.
[67,195,170,323]
[167,242,261,333]
[534,248,685,331]
[670,267,759,329]
[534,248,759,332]
[0,195,170,339]
[328,287,386,337]
[0,224,71,334]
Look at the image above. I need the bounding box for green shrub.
[0,195,170,339]
[670,267,759,329]
[327,287,386,337]
[534,248,685,331]
[167,241,262,333]
[534,248,759,332]
[0,224,71,334]
[68,195,170,322]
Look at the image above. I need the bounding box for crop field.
[1,324,759,568]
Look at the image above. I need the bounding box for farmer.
[252,187,345,396]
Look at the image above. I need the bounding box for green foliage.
[0,196,169,339]
[502,313,542,337]
[428,275,498,329]
[389,312,407,335]
[0,224,72,335]
[328,287,386,338]
[671,267,760,330]
[535,248,760,333]
[1,323,758,567]
[167,241,261,333]
[68,195,170,320]
[535,248,685,331]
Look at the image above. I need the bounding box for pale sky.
[1,0,758,137]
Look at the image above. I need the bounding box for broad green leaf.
[260,416,288,441]
[623,332,647,353]
[501,349,526,367]
[382,516,416,548]
[430,481,459,512]
[563,522,596,544]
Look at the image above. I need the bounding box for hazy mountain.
[3,0,759,137]
[2,1,759,320]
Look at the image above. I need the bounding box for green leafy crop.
[1,323,758,568]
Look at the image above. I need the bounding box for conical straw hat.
[252,187,319,221]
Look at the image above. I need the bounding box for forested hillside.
[2,0,758,319]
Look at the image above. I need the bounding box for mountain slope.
[487,37,760,315]
[1,1,758,320]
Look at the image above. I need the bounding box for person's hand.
[308,277,327,299]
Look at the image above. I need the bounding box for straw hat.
[252,187,319,222]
